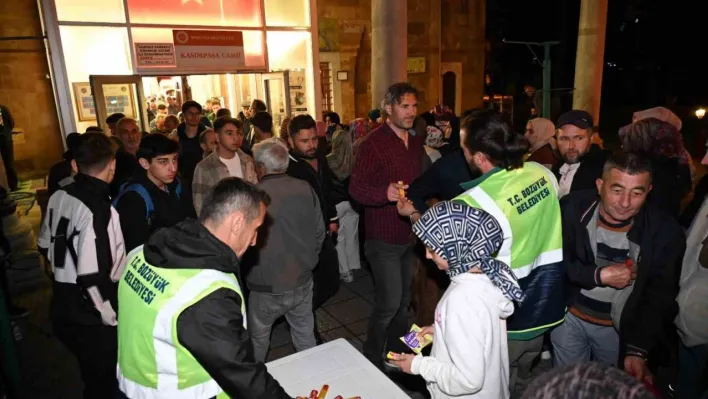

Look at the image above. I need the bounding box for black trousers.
[53,323,117,399]
[0,135,17,191]
[312,235,340,310]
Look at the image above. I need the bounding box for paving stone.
[324,297,373,325]
[322,285,357,307]
[343,319,369,337]
[315,308,342,332]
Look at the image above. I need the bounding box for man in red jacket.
[349,82,424,369]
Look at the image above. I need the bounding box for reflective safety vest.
[455,162,565,339]
[117,246,244,399]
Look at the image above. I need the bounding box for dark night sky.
[486,0,708,139]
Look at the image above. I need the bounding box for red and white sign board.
[172,30,245,71]
[135,43,176,68]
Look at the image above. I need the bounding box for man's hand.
[397,198,417,217]
[387,182,409,202]
[599,264,632,289]
[328,222,339,234]
[624,355,653,384]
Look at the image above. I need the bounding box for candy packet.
[400,324,433,354]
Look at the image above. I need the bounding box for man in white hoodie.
[390,201,523,399]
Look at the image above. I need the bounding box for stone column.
[371,0,407,108]
[572,0,608,126]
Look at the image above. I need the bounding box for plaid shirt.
[192,150,258,216]
[349,123,424,245]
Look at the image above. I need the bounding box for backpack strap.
[174,177,182,200]
[113,183,154,219]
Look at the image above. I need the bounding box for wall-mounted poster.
[289,71,308,117]
[72,82,96,122]
[102,84,137,118]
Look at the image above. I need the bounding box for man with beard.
[399,109,565,390]
[349,82,424,369]
[193,117,257,216]
[286,115,340,317]
[552,110,609,198]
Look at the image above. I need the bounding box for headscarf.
[633,106,682,131]
[425,125,444,148]
[349,118,371,141]
[412,201,525,303]
[620,117,688,164]
[522,362,656,399]
[526,118,557,152]
[327,129,353,181]
[431,104,454,122]
[431,105,455,139]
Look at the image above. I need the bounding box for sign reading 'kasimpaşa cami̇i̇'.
[134,30,245,73]
[173,30,245,70]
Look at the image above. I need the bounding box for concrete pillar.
[371,0,407,108]
[572,0,608,126]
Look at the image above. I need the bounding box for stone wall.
[317,0,486,122]
[0,0,63,177]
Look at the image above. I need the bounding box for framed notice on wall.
[102,84,137,118]
[73,82,96,122]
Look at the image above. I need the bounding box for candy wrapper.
[400,324,433,354]
[397,181,406,198]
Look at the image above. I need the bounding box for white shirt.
[220,153,243,178]
[557,162,581,198]
[411,273,514,399]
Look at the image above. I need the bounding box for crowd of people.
[33,81,708,399]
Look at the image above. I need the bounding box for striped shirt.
[573,218,631,325]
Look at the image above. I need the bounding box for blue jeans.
[551,312,619,366]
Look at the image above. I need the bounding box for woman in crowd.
[424,124,445,164]
[524,117,558,168]
[327,129,361,283]
[350,118,371,157]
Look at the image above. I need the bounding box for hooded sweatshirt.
[142,219,290,399]
[411,272,514,399]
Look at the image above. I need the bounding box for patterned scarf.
[349,118,371,140]
[425,125,444,148]
[413,201,525,303]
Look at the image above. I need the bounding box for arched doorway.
[442,71,457,112]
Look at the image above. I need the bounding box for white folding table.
[266,338,411,399]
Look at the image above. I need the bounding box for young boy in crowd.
[390,201,524,399]
[38,133,126,398]
[114,133,187,252]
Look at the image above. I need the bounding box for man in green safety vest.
[116,177,292,399]
[398,110,565,392]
